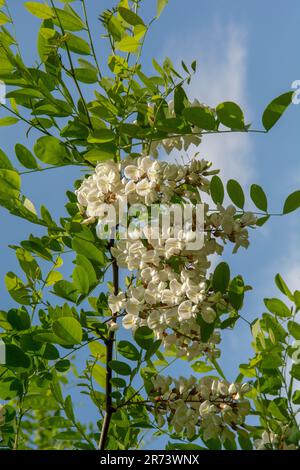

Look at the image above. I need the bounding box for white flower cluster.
[254,428,298,450]
[150,375,251,440]
[76,160,124,222]
[148,99,206,157]
[76,155,211,214]
[76,156,257,359]
[208,205,257,253]
[0,404,5,426]
[109,232,227,359]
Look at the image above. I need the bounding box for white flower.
[135,178,152,197]
[108,321,119,332]
[124,165,143,181]
[125,298,141,316]
[201,306,216,324]
[178,300,194,321]
[122,314,137,330]
[108,292,125,314]
[199,400,211,416]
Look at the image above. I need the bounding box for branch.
[49,0,93,130]
[81,0,102,78]
[98,240,119,450]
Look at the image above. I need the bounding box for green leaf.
[89,341,106,363]
[109,360,131,376]
[228,275,245,310]
[73,68,98,84]
[174,86,188,116]
[111,377,126,388]
[210,175,224,205]
[63,33,91,55]
[191,361,213,373]
[51,374,63,402]
[264,298,291,318]
[118,7,144,26]
[134,326,154,350]
[0,11,11,25]
[157,0,169,17]
[6,344,31,368]
[76,255,97,287]
[239,363,256,378]
[210,358,226,380]
[24,2,54,20]
[64,395,75,421]
[5,272,31,305]
[283,190,300,214]
[52,317,83,345]
[43,343,60,360]
[117,340,140,361]
[216,101,245,130]
[116,36,140,53]
[183,106,216,131]
[275,273,294,301]
[41,416,72,429]
[15,144,38,169]
[227,179,245,209]
[238,430,253,450]
[291,364,300,380]
[288,321,300,340]
[292,390,300,405]
[72,237,105,265]
[53,8,85,32]
[7,308,31,331]
[92,364,106,388]
[87,129,115,144]
[55,359,71,372]
[0,377,23,399]
[0,148,14,170]
[34,136,69,165]
[212,262,230,294]
[53,280,78,302]
[34,101,72,117]
[256,215,270,227]
[262,91,293,131]
[34,331,70,346]
[0,117,19,126]
[54,431,81,440]
[197,314,215,342]
[0,169,21,195]
[250,184,268,212]
[72,265,89,295]
[84,147,115,164]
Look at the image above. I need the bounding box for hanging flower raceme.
[254,427,298,450]
[149,375,251,440]
[76,155,258,360]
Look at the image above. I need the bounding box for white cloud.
[276,244,300,293]
[162,23,254,185]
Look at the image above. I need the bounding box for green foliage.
[0,0,298,452]
[210,175,224,205]
[226,179,245,209]
[250,184,268,212]
[283,190,300,214]
[183,106,216,130]
[216,101,245,130]
[262,91,293,131]
[212,262,230,294]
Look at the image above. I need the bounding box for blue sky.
[0,0,300,449]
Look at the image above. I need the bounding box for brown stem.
[98,241,119,450]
